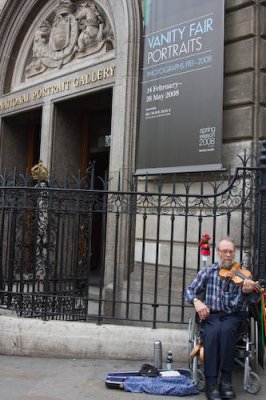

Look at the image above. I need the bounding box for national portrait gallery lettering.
[136,0,225,174]
[0,65,116,111]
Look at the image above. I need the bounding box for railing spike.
[144,173,148,192]
[117,171,121,191]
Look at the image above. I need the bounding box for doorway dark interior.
[53,89,112,179]
[53,88,112,285]
[1,109,41,275]
[1,108,41,174]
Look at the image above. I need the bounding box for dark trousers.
[202,311,245,385]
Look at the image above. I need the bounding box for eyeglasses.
[218,249,235,255]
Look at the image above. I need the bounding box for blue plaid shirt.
[184,262,259,313]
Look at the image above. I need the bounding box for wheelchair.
[187,307,262,394]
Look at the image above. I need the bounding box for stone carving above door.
[25,0,114,79]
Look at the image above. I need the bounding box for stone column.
[39,101,53,172]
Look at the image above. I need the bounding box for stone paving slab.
[0,355,265,400]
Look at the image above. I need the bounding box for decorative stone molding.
[25,0,114,79]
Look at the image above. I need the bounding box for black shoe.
[219,382,236,399]
[206,384,221,400]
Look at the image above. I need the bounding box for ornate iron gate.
[0,154,265,327]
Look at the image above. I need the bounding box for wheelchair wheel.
[196,368,206,391]
[188,315,197,369]
[245,371,261,394]
[249,316,259,373]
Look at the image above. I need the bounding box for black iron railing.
[0,154,264,327]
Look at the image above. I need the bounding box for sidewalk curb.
[0,315,188,361]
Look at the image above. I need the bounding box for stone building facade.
[0,0,140,186]
[0,0,265,321]
[0,0,265,181]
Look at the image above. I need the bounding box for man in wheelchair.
[184,238,260,400]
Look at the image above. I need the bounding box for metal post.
[256,140,266,281]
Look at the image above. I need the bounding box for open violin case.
[105,367,199,396]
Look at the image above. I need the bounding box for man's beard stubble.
[220,260,233,270]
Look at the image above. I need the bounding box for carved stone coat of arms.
[25,0,114,78]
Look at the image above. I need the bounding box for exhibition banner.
[136,0,225,174]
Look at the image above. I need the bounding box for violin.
[219,262,261,292]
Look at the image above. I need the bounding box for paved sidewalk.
[0,355,265,400]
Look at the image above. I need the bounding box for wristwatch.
[192,298,199,304]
